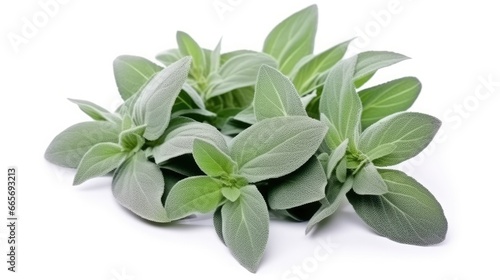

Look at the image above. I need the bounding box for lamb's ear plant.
[45,4,447,273]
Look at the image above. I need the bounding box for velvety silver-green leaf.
[113,55,163,101]
[68,98,120,123]
[213,206,225,244]
[73,143,129,185]
[354,51,409,87]
[156,49,183,67]
[327,139,349,179]
[359,112,441,166]
[366,143,396,161]
[360,77,421,129]
[352,163,388,195]
[263,5,318,75]
[230,116,328,183]
[221,187,241,202]
[293,39,351,95]
[153,122,227,164]
[133,57,191,141]
[306,177,353,234]
[208,52,277,99]
[319,57,362,151]
[233,105,257,125]
[119,125,146,153]
[112,151,169,222]
[166,176,223,220]
[177,31,206,77]
[193,139,236,177]
[45,121,121,168]
[254,65,307,121]
[268,157,327,210]
[347,169,447,245]
[222,185,269,273]
[336,157,347,183]
[210,39,222,73]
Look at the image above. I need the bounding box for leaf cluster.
[45,5,447,273]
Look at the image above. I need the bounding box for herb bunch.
[45,5,447,273]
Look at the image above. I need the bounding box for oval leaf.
[347,169,448,245]
[112,151,169,222]
[73,143,129,185]
[165,176,223,220]
[352,163,388,195]
[359,112,441,166]
[193,139,236,177]
[222,185,269,273]
[230,116,328,183]
[254,65,306,121]
[263,5,318,75]
[319,56,362,151]
[354,51,409,87]
[268,156,327,210]
[113,55,163,101]
[133,57,191,141]
[360,77,421,129]
[45,121,121,168]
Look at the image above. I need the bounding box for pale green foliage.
[45,4,447,274]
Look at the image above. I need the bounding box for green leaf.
[113,55,163,101]
[153,122,227,164]
[177,31,206,77]
[213,206,225,244]
[352,163,388,195]
[73,143,129,185]
[293,39,351,94]
[354,51,409,87]
[222,185,269,273]
[254,65,307,121]
[221,187,241,202]
[210,39,222,73]
[233,105,257,125]
[360,77,421,129]
[68,99,120,123]
[112,151,169,222]
[230,116,327,183]
[156,49,183,67]
[267,157,327,210]
[336,157,347,183]
[193,139,236,177]
[45,121,121,168]
[359,112,441,166]
[319,56,362,151]
[327,139,348,179]
[365,143,397,161]
[208,52,277,99]
[306,177,353,234]
[165,176,223,220]
[119,125,146,153]
[133,57,191,141]
[263,5,318,75]
[347,169,447,245]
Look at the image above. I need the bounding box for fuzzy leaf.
[165,176,223,220]
[254,65,307,121]
[352,163,388,195]
[347,169,447,245]
[113,55,163,101]
[268,157,327,210]
[263,5,318,75]
[359,112,441,166]
[293,39,351,94]
[193,139,236,177]
[360,77,421,129]
[354,51,409,87]
[112,151,169,222]
[133,57,191,141]
[45,121,121,168]
[222,185,269,273]
[230,116,327,183]
[319,56,362,151]
[68,99,120,123]
[73,143,128,185]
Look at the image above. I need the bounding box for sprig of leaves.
[45,4,447,273]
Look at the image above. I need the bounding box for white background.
[1,0,499,279]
